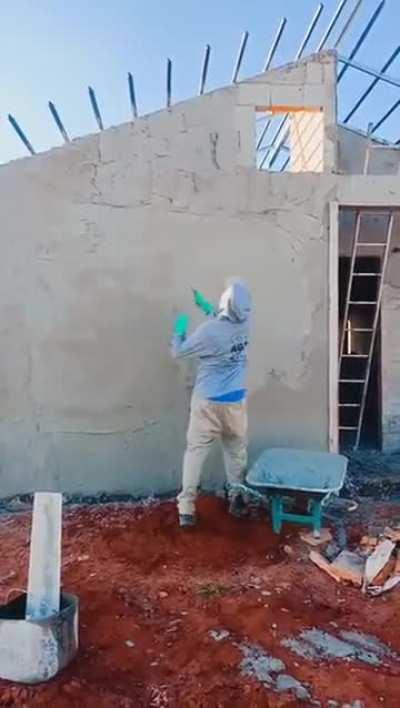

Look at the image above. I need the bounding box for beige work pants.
[177,398,248,516]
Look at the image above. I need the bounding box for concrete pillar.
[26,493,62,620]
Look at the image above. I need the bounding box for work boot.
[179,513,197,528]
[229,494,247,518]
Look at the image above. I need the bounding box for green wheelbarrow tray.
[241,448,348,536]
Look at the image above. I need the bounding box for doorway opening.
[337,208,395,452]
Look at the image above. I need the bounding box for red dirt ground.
[0,496,400,707]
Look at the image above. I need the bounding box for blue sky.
[0,0,399,164]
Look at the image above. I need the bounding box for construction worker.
[171,279,252,527]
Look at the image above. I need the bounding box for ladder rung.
[339,379,365,383]
[339,403,360,407]
[342,354,368,358]
[357,242,386,247]
[349,301,377,305]
[339,426,358,431]
[359,210,391,216]
[353,272,381,277]
[344,328,373,332]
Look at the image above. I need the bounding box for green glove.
[174,313,189,337]
[193,289,215,316]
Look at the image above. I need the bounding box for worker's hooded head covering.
[218,279,251,323]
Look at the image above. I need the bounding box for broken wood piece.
[373,556,396,587]
[372,548,400,592]
[368,575,400,597]
[331,550,365,586]
[384,527,400,543]
[309,551,362,586]
[26,492,62,620]
[309,551,340,583]
[395,548,400,576]
[301,528,332,546]
[360,535,378,549]
[363,539,396,592]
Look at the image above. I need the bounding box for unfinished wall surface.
[0,72,341,499]
[337,126,400,175]
[243,51,337,173]
[290,111,324,172]
[382,215,400,451]
[1,51,398,497]
[0,151,335,496]
[0,53,340,497]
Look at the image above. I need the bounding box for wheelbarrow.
[235,448,348,537]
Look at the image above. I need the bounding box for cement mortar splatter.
[239,644,311,701]
[209,633,312,702]
[275,674,310,700]
[282,628,398,667]
[240,644,285,684]
[340,630,397,661]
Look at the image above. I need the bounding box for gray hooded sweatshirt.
[171,281,251,402]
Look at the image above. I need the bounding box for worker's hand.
[193,289,214,316]
[174,313,190,337]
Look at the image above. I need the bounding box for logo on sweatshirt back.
[229,336,248,363]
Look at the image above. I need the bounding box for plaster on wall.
[0,52,399,496]
[0,155,334,495]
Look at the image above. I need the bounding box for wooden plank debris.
[368,575,400,596]
[331,550,365,586]
[395,548,400,576]
[309,550,362,586]
[360,535,378,549]
[363,539,396,592]
[384,527,400,543]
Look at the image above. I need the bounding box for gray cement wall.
[337,126,400,176]
[0,52,341,497]
[0,141,333,496]
[0,51,398,497]
[382,215,400,451]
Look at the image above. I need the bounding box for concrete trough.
[0,592,78,683]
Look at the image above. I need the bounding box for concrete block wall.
[337,126,400,176]
[382,215,400,451]
[0,51,399,498]
[239,51,337,173]
[0,129,335,497]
